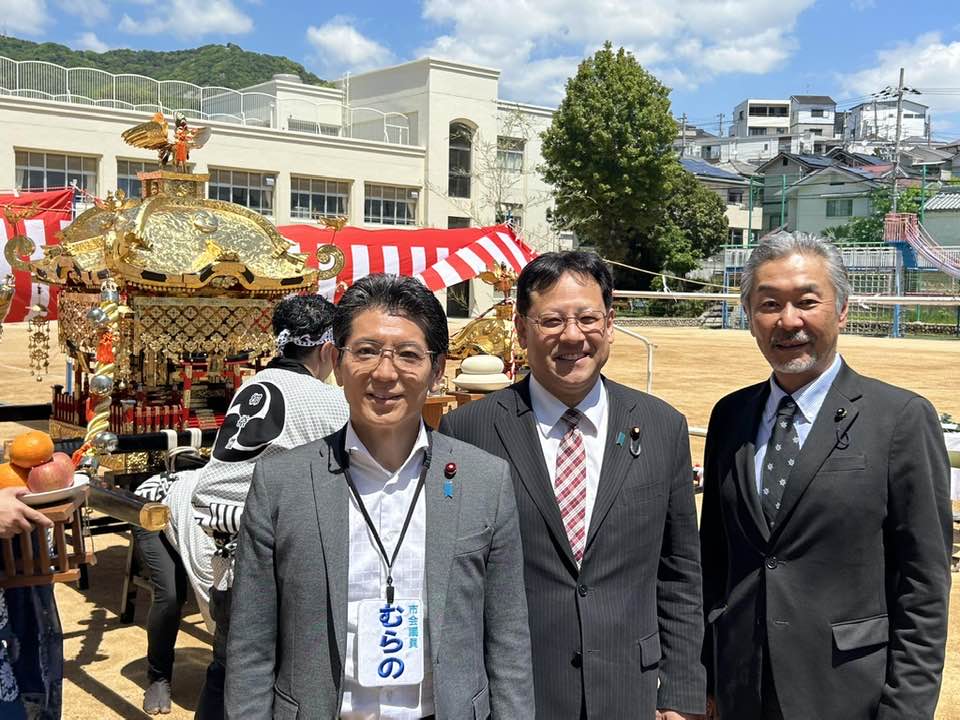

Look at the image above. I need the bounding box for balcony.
[0,56,413,146]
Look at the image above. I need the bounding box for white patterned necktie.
[761,395,800,528]
[555,408,587,564]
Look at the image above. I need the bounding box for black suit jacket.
[440,376,705,718]
[700,361,951,720]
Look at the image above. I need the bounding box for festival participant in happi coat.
[700,232,951,719]
[226,274,533,720]
[440,251,705,719]
[137,294,348,717]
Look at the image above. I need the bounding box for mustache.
[771,330,812,347]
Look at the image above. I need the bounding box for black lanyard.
[342,433,432,605]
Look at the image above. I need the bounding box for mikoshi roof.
[31,171,317,296]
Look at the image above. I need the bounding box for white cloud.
[56,0,108,26]
[118,0,252,39]
[306,17,393,75]
[75,31,110,53]
[417,0,816,104]
[0,0,50,35]
[838,32,960,139]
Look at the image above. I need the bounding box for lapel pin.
[443,462,456,498]
[616,431,626,447]
[629,426,642,458]
[834,408,847,421]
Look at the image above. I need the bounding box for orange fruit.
[9,431,55,469]
[0,462,29,489]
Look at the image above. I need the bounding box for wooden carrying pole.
[87,483,169,531]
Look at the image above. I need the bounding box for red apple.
[27,453,75,493]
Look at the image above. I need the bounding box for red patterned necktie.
[555,408,587,564]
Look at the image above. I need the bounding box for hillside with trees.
[0,37,331,89]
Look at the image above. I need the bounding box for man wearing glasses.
[440,251,705,719]
[226,274,533,719]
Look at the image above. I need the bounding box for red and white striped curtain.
[0,189,74,322]
[278,223,537,299]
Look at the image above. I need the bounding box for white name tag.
[357,599,425,687]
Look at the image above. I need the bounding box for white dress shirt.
[753,354,843,494]
[529,375,609,537]
[341,422,434,720]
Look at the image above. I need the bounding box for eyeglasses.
[525,310,610,336]
[339,342,436,371]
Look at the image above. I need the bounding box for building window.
[117,159,160,199]
[811,109,825,118]
[448,122,472,198]
[208,169,275,216]
[809,128,823,136]
[727,189,744,205]
[749,127,767,136]
[496,137,524,172]
[826,198,854,217]
[15,151,97,196]
[447,216,470,229]
[729,228,744,244]
[290,176,349,220]
[365,184,418,225]
[495,203,523,228]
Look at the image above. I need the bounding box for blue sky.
[4,0,960,139]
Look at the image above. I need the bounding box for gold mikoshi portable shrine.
[4,115,343,496]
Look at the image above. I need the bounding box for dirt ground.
[0,322,956,719]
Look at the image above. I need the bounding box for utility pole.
[891,67,905,213]
[717,112,724,136]
[680,113,687,156]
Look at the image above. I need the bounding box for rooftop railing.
[0,56,413,146]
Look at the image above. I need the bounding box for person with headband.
[135,294,348,717]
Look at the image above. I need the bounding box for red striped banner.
[278,223,536,298]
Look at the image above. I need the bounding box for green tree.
[636,168,728,282]
[824,186,922,245]
[540,43,727,289]
[540,43,676,265]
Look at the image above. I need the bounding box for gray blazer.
[224,427,535,720]
[440,377,706,718]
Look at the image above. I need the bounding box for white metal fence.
[0,56,412,145]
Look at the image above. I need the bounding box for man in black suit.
[440,251,705,719]
[700,232,952,719]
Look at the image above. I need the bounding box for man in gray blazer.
[441,252,705,719]
[226,274,533,720]
[700,232,951,719]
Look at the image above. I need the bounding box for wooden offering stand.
[0,488,96,588]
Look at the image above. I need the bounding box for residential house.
[826,147,887,169]
[684,133,805,163]
[756,152,836,231]
[845,99,929,142]
[731,98,790,138]
[681,157,762,245]
[776,166,881,236]
[675,124,718,157]
[899,145,955,180]
[921,187,960,247]
[790,95,839,153]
